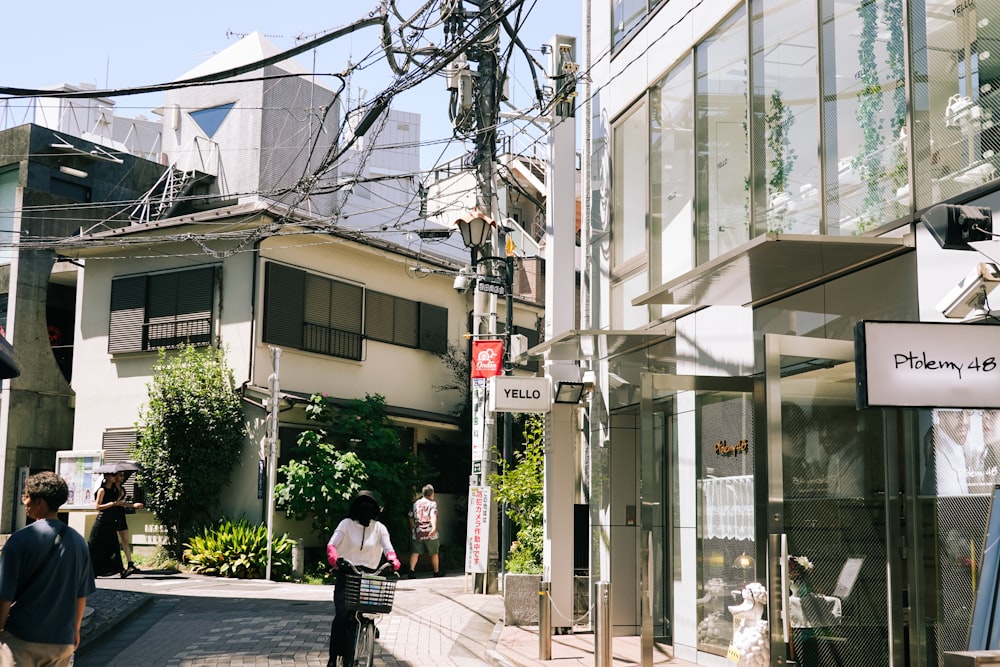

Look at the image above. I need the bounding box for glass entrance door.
[641,373,756,662]
[764,334,900,666]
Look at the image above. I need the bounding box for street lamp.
[454,209,515,575]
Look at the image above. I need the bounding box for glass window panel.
[820,0,908,234]
[613,0,647,47]
[613,103,649,270]
[650,54,695,301]
[917,409,1000,662]
[912,0,1000,208]
[752,0,821,233]
[696,392,754,656]
[611,270,649,330]
[696,8,750,263]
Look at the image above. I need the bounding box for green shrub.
[505,523,543,574]
[184,518,295,580]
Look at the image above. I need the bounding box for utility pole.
[447,0,506,592]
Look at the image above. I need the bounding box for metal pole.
[500,241,514,573]
[264,346,281,581]
[595,581,611,667]
[539,580,552,660]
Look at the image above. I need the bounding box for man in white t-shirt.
[408,484,441,577]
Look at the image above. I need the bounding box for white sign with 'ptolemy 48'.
[856,320,1000,409]
[487,376,551,413]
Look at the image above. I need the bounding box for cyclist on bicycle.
[326,491,400,666]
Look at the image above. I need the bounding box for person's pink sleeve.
[326,543,339,567]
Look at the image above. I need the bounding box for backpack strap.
[15,522,68,600]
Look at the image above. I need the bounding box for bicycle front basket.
[343,571,396,613]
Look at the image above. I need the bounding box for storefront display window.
[918,408,998,663]
[696,392,754,656]
[751,0,820,234]
[650,55,694,320]
[820,0,908,233]
[912,0,1000,210]
[695,8,749,264]
[612,103,648,271]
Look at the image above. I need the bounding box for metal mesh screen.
[782,404,889,666]
[922,495,991,663]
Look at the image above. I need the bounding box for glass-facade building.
[585,1,1000,665]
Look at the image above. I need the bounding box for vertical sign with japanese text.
[465,485,491,574]
[471,378,488,463]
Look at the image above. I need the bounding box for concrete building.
[551,1,1000,665]
[0,124,165,532]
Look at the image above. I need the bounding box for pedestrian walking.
[408,484,442,577]
[0,471,96,666]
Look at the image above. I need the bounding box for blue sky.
[1,0,579,168]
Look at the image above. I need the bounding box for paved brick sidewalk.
[74,571,504,667]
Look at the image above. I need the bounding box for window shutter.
[330,281,363,334]
[394,298,419,347]
[102,430,140,500]
[365,291,395,343]
[304,273,332,326]
[263,263,304,348]
[418,303,448,354]
[146,267,214,349]
[109,275,146,353]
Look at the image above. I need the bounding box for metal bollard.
[595,581,611,667]
[539,580,552,660]
[291,538,305,579]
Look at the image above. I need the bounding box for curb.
[79,589,152,651]
[485,621,518,667]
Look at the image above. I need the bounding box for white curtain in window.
[702,474,754,540]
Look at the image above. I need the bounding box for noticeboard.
[55,450,103,510]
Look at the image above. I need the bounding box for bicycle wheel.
[354,617,376,667]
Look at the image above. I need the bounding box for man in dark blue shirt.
[0,471,96,665]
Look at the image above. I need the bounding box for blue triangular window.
[190,103,235,138]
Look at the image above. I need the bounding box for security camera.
[453,273,473,294]
[936,262,1000,319]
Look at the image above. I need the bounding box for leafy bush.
[275,394,424,542]
[134,345,247,552]
[490,414,544,573]
[184,518,295,580]
[505,523,543,574]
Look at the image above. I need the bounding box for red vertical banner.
[471,339,504,378]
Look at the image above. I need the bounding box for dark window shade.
[146,267,214,348]
[304,273,333,326]
[109,275,146,353]
[109,268,215,354]
[419,303,448,354]
[263,263,304,348]
[394,298,419,347]
[330,281,363,334]
[365,291,395,343]
[101,430,142,502]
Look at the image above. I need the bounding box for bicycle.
[333,558,398,667]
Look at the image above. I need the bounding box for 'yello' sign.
[488,376,551,413]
